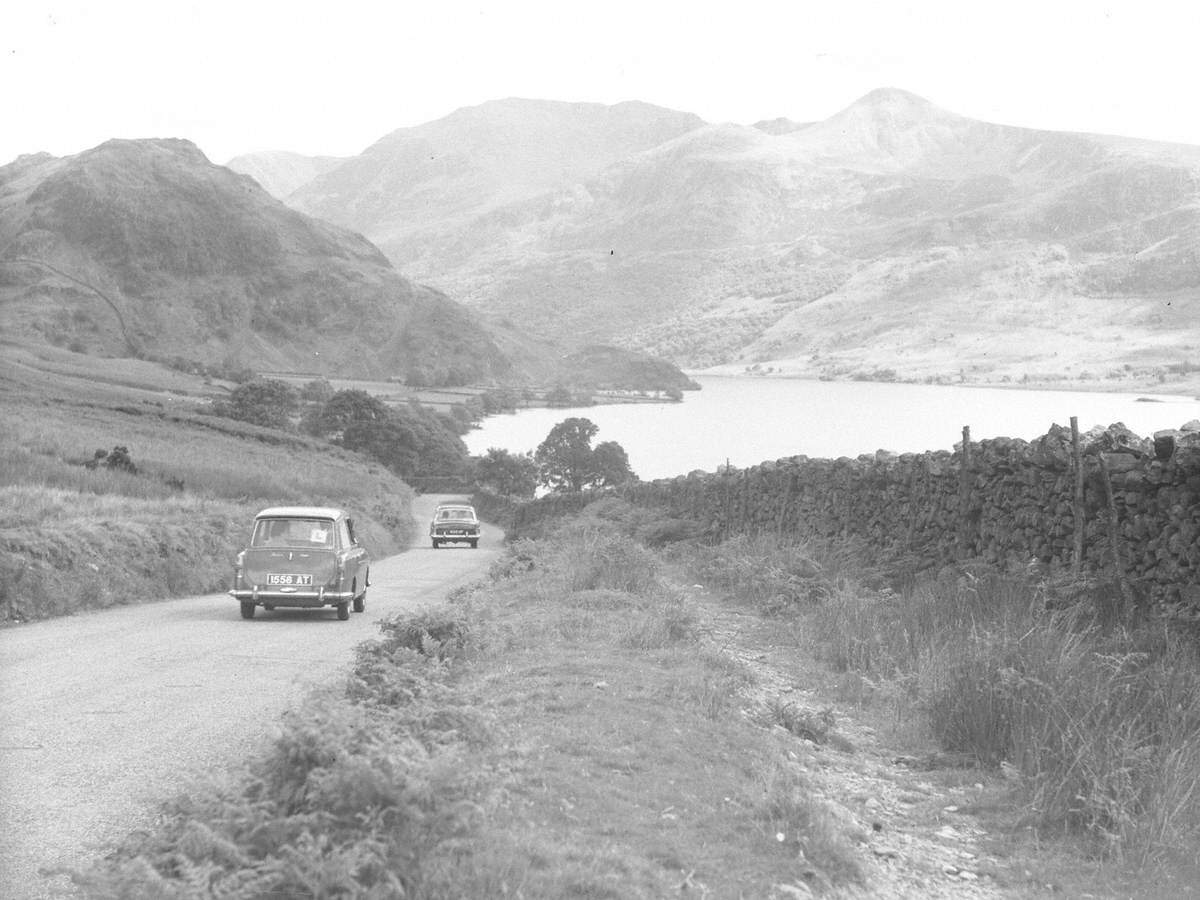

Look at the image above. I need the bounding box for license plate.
[267,574,313,586]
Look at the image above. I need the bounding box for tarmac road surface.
[0,494,501,899]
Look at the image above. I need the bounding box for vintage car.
[229,506,369,620]
[429,503,481,549]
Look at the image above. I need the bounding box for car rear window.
[252,518,336,548]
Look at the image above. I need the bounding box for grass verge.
[72,524,867,898]
[686,532,1200,867]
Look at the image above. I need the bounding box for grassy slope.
[0,343,415,623]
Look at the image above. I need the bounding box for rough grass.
[74,525,867,899]
[69,631,488,899]
[1,391,414,623]
[689,537,1200,862]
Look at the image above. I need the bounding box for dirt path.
[699,593,1013,899]
[0,495,500,900]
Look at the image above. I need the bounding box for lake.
[464,376,1200,481]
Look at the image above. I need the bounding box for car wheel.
[469,539,478,549]
[353,588,365,613]
[263,604,275,611]
[337,602,349,621]
[431,539,440,549]
[240,601,255,619]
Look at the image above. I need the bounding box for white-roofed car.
[229,506,369,620]
[429,503,481,549]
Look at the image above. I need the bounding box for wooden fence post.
[1097,454,1133,607]
[1071,416,1085,578]
[776,472,794,534]
[958,425,972,558]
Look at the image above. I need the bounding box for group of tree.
[477,417,635,497]
[213,378,469,483]
[214,377,634,496]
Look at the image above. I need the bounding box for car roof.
[435,503,475,511]
[255,506,345,520]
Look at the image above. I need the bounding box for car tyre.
[337,602,349,621]
[431,539,440,549]
[469,539,478,549]
[353,591,365,613]
[240,601,255,619]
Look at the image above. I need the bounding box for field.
[0,341,415,623]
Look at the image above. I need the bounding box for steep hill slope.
[259,89,1200,387]
[0,139,509,384]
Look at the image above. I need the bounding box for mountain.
[223,150,346,199]
[276,98,706,272]
[0,139,509,384]
[249,90,1200,388]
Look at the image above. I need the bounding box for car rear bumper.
[229,587,355,607]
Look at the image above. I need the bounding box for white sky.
[3,0,1198,167]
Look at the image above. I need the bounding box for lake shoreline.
[687,369,1200,402]
[467,375,1200,481]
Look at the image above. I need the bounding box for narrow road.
[0,495,501,899]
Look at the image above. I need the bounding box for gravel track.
[0,495,499,899]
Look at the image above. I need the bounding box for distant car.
[430,503,481,549]
[229,506,369,620]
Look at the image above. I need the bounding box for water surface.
[465,376,1200,481]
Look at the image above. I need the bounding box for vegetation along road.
[0,495,501,900]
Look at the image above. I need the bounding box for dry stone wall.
[590,421,1200,617]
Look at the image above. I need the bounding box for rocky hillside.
[235,90,1200,388]
[0,139,509,384]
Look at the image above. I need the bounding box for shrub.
[689,533,842,614]
[373,606,472,660]
[554,527,660,594]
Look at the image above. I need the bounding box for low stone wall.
[519,421,1200,617]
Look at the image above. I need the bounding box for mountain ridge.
[228,91,1200,389]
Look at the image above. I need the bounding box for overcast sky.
[4,0,1198,167]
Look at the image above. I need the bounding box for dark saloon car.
[229,506,369,620]
[429,503,481,549]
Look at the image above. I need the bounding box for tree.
[476,447,538,498]
[305,389,389,437]
[220,378,297,429]
[544,385,573,407]
[591,440,635,488]
[534,417,636,493]
[341,401,469,481]
[299,378,334,402]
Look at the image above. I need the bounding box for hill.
[0,139,509,385]
[241,90,1200,390]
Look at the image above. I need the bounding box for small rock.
[959,870,979,881]
[942,864,960,876]
[943,805,959,813]
[593,681,608,689]
[872,846,900,859]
